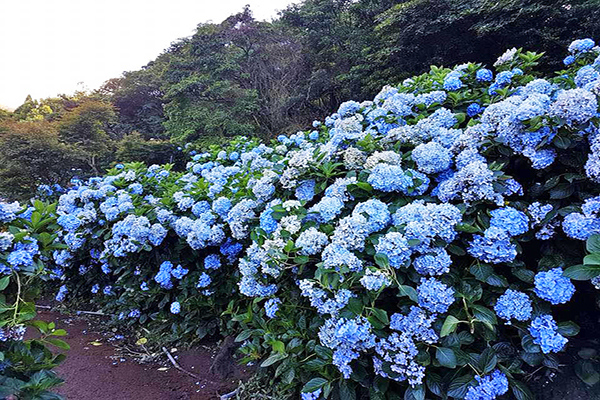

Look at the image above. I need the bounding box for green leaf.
[575,360,600,386]
[260,352,287,367]
[549,183,574,199]
[436,347,457,368]
[404,384,425,400]
[0,276,10,291]
[511,380,534,400]
[521,335,541,353]
[447,244,466,256]
[584,254,600,266]
[339,380,356,400]
[398,285,419,303]
[235,330,253,342]
[271,340,285,354]
[448,374,474,399]
[374,253,389,268]
[304,358,327,371]
[477,348,497,374]
[556,321,580,337]
[440,315,460,337]
[587,235,600,253]
[371,308,389,325]
[472,305,497,327]
[563,264,600,280]
[470,264,493,281]
[456,223,480,233]
[302,377,328,393]
[45,338,70,350]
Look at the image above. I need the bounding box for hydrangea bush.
[18,39,600,399]
[0,201,69,399]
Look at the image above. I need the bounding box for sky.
[0,0,294,110]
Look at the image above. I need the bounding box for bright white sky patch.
[0,0,293,110]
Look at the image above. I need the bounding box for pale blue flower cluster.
[494,289,532,323]
[318,316,376,378]
[359,269,391,291]
[417,278,455,314]
[464,370,509,400]
[529,314,568,354]
[264,298,281,319]
[534,268,575,305]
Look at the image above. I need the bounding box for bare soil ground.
[35,310,249,400]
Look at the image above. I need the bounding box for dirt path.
[36,311,247,400]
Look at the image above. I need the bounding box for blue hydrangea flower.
[337,100,361,116]
[154,261,174,289]
[212,197,232,218]
[295,227,329,255]
[309,197,344,222]
[375,232,411,269]
[494,289,532,323]
[359,269,391,291]
[563,55,575,66]
[295,180,316,201]
[476,68,493,82]
[550,88,598,126]
[467,103,483,117]
[411,142,452,174]
[264,298,281,319]
[468,228,517,264]
[563,211,600,240]
[413,248,451,276]
[197,272,211,288]
[417,278,455,314]
[57,214,82,232]
[170,301,181,314]
[443,74,463,91]
[534,268,575,305]
[464,370,509,400]
[171,265,189,279]
[529,314,568,354]
[489,207,529,237]
[301,388,322,400]
[352,199,390,233]
[7,250,33,268]
[528,202,553,225]
[568,38,595,54]
[55,285,68,302]
[318,316,376,378]
[368,164,412,193]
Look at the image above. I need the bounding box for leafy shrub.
[0,201,68,399]
[29,39,600,399]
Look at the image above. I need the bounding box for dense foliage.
[3,0,600,201]
[0,201,69,399]
[3,39,596,399]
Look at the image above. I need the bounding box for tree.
[57,99,117,174]
[0,121,81,200]
[116,132,183,167]
[100,65,168,140]
[161,6,314,142]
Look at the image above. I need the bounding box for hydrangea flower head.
[529,314,568,353]
[494,289,532,323]
[534,268,575,304]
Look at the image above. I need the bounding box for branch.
[161,346,201,379]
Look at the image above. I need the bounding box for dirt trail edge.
[36,310,249,400]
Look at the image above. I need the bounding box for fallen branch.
[220,389,238,400]
[161,346,201,379]
[75,310,108,316]
[35,305,111,317]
